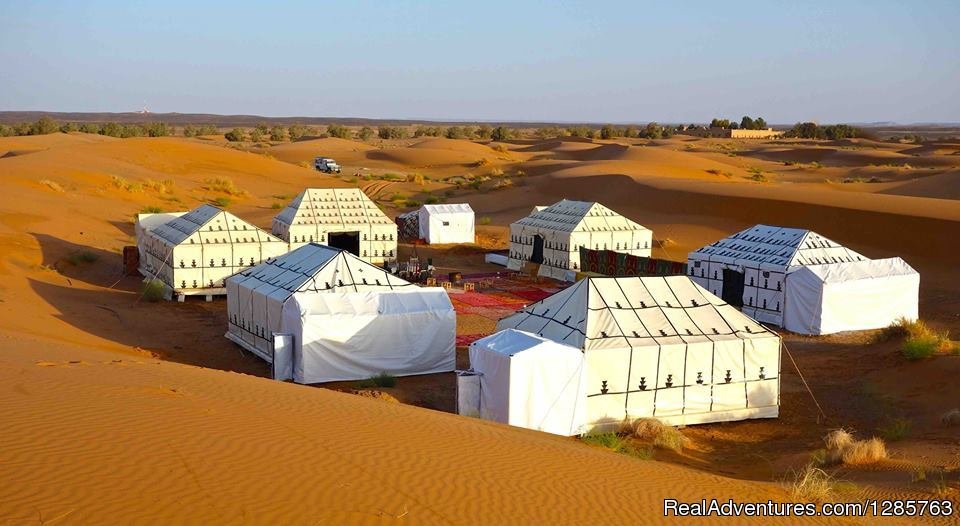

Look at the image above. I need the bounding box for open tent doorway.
[531,235,545,264]
[327,231,360,256]
[721,269,745,307]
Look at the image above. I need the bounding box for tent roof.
[497,276,777,351]
[795,257,917,283]
[420,203,473,215]
[274,188,393,228]
[512,199,651,234]
[469,329,580,358]
[149,204,283,246]
[229,243,411,294]
[689,224,866,268]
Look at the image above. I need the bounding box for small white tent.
[418,203,475,244]
[272,188,398,264]
[507,199,652,281]
[464,329,587,436]
[496,276,781,430]
[137,205,288,297]
[784,258,919,335]
[226,243,455,384]
[688,224,919,334]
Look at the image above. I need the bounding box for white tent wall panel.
[418,204,475,244]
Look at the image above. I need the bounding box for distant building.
[685,127,784,139]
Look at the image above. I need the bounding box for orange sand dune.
[267,137,378,166]
[0,333,796,524]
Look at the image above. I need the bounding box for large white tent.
[462,329,587,436]
[226,243,455,384]
[272,188,398,264]
[496,276,781,430]
[507,200,652,281]
[687,224,918,334]
[418,203,475,244]
[136,205,288,297]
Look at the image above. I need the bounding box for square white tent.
[272,188,398,264]
[507,199,653,281]
[784,258,919,335]
[496,276,781,430]
[418,203,475,244]
[461,329,587,436]
[687,224,918,334]
[225,243,455,384]
[136,205,289,297]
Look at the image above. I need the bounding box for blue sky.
[1,1,958,123]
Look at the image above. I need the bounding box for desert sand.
[0,131,957,523]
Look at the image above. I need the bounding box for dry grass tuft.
[202,177,247,197]
[580,432,654,460]
[110,175,143,192]
[144,179,175,194]
[40,179,65,192]
[821,429,887,465]
[788,464,836,501]
[406,173,425,185]
[623,418,686,452]
[875,317,954,360]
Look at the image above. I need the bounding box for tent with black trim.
[494,275,781,430]
[226,243,455,384]
[272,188,398,264]
[136,205,288,297]
[687,224,918,334]
[507,199,652,281]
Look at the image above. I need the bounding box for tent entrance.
[721,269,745,307]
[327,231,360,256]
[531,235,545,264]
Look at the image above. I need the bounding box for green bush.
[876,417,912,441]
[425,195,440,204]
[224,128,245,142]
[580,432,653,460]
[269,126,286,141]
[142,279,166,302]
[65,250,99,265]
[490,126,511,142]
[357,126,374,141]
[212,196,231,207]
[902,336,940,360]
[479,216,491,225]
[327,123,351,139]
[378,126,408,140]
[287,124,308,141]
[354,372,397,388]
[140,206,163,214]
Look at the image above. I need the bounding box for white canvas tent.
[507,199,652,281]
[496,276,781,429]
[784,257,919,335]
[136,205,288,297]
[687,224,918,334]
[463,329,587,436]
[225,243,455,384]
[418,203,475,244]
[272,188,398,264]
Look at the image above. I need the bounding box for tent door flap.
[531,235,545,264]
[721,269,746,307]
[456,370,481,417]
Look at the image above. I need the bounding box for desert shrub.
[248,128,263,142]
[327,123,351,139]
[109,175,143,192]
[493,178,513,190]
[706,168,733,178]
[902,337,940,360]
[876,417,912,441]
[445,126,467,139]
[473,158,491,168]
[478,216,491,225]
[880,318,954,359]
[425,195,440,204]
[59,122,79,133]
[580,432,654,460]
[378,126,408,140]
[469,179,483,190]
[203,177,246,196]
[345,176,358,183]
[354,372,397,388]
[142,279,166,302]
[140,206,164,214]
[406,173,425,185]
[490,126,511,142]
[476,124,492,140]
[287,124,308,141]
[750,172,769,182]
[39,179,65,192]
[941,409,960,427]
[788,464,837,501]
[144,179,174,194]
[390,192,406,202]
[357,126,374,141]
[144,122,172,137]
[271,201,283,209]
[212,196,231,207]
[269,126,286,141]
[224,128,245,142]
[404,199,422,208]
[65,250,99,265]
[821,429,886,465]
[623,418,686,452]
[0,124,15,137]
[30,116,60,135]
